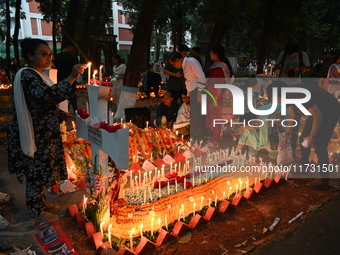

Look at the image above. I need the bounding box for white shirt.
[182,57,206,93]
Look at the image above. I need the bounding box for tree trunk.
[114,0,161,121]
[5,0,11,75]
[13,0,22,74]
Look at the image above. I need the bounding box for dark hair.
[266,80,288,100]
[284,43,299,55]
[113,54,125,65]
[178,44,189,52]
[240,112,256,123]
[62,39,74,49]
[191,46,200,53]
[21,38,48,62]
[211,44,234,77]
[333,55,340,63]
[169,52,183,62]
[244,78,258,88]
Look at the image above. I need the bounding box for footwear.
[30,211,59,223]
[306,179,329,190]
[45,203,60,212]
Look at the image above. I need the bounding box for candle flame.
[130,227,136,237]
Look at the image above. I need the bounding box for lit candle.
[161,165,165,178]
[130,171,133,188]
[175,178,178,192]
[158,181,161,198]
[167,181,170,195]
[170,162,173,174]
[157,170,160,179]
[193,202,196,215]
[165,215,168,230]
[184,177,186,189]
[174,164,177,173]
[92,70,97,85]
[135,176,138,194]
[182,204,185,219]
[140,223,143,239]
[151,217,154,236]
[83,195,87,213]
[158,217,162,232]
[87,62,91,84]
[130,228,135,250]
[192,173,195,187]
[100,221,104,238]
[240,180,243,192]
[178,209,182,222]
[108,224,112,248]
[208,198,211,207]
[223,192,226,200]
[146,121,149,129]
[228,187,232,199]
[149,171,152,181]
[200,196,204,210]
[99,65,103,83]
[236,184,239,193]
[199,140,203,149]
[215,195,218,207]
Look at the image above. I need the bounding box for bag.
[276,134,294,165]
[269,126,282,150]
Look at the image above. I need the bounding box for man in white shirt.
[169,51,206,140]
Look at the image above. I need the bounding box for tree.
[114,0,161,120]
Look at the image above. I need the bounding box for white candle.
[99,65,103,83]
[167,181,170,195]
[130,171,133,188]
[236,184,239,193]
[87,62,91,84]
[92,70,97,85]
[100,222,104,238]
[178,209,182,222]
[223,192,226,200]
[158,217,161,232]
[130,228,135,250]
[86,101,89,113]
[148,186,153,201]
[146,121,149,129]
[165,215,168,230]
[199,140,203,149]
[192,173,195,187]
[83,195,87,213]
[158,181,161,198]
[175,178,178,192]
[149,171,152,181]
[215,195,218,207]
[184,177,186,189]
[121,118,123,124]
[179,162,181,172]
[161,165,164,178]
[143,187,146,204]
[140,223,143,239]
[200,196,204,210]
[193,202,196,215]
[182,204,185,219]
[108,224,112,247]
[138,170,141,186]
[208,198,211,207]
[151,217,154,236]
[170,162,173,174]
[174,164,177,173]
[157,170,160,179]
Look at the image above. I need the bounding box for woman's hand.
[68,64,87,84]
[302,135,315,148]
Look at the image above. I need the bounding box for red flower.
[186,181,193,189]
[169,178,175,185]
[148,142,156,147]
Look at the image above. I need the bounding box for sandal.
[30,211,59,223]
[45,203,60,212]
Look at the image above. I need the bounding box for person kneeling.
[153,92,178,129]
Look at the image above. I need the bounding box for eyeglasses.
[34,52,54,60]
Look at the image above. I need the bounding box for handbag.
[269,126,282,150]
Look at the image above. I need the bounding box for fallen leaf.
[234,243,242,248]
[262,228,268,234]
[221,250,229,255]
[241,228,246,231]
[236,249,248,253]
[242,240,248,246]
[252,237,256,241]
[201,241,207,244]
[178,232,192,243]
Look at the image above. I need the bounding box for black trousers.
[300,110,340,177]
[190,87,205,141]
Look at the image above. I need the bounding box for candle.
[170,162,173,174]
[184,177,186,189]
[158,217,162,232]
[149,171,152,181]
[138,170,141,186]
[140,223,143,239]
[83,195,87,213]
[146,121,149,129]
[148,186,153,201]
[99,65,103,83]
[193,202,196,215]
[175,178,178,192]
[130,228,135,250]
[200,197,204,210]
[151,217,154,236]
[178,209,182,222]
[179,162,181,172]
[182,204,185,219]
[174,164,177,173]
[86,101,89,113]
[92,70,97,85]
[165,215,168,230]
[199,140,203,149]
[161,165,164,178]
[223,192,226,200]
[108,224,112,248]
[100,221,104,238]
[87,62,91,84]
[192,173,195,187]
[158,181,162,198]
[135,176,138,195]
[158,170,160,179]
[236,184,239,193]
[228,187,232,199]
[208,198,211,207]
[121,118,123,124]
[215,195,218,207]
[130,171,133,188]
[167,181,170,195]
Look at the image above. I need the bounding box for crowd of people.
[5,37,340,224]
